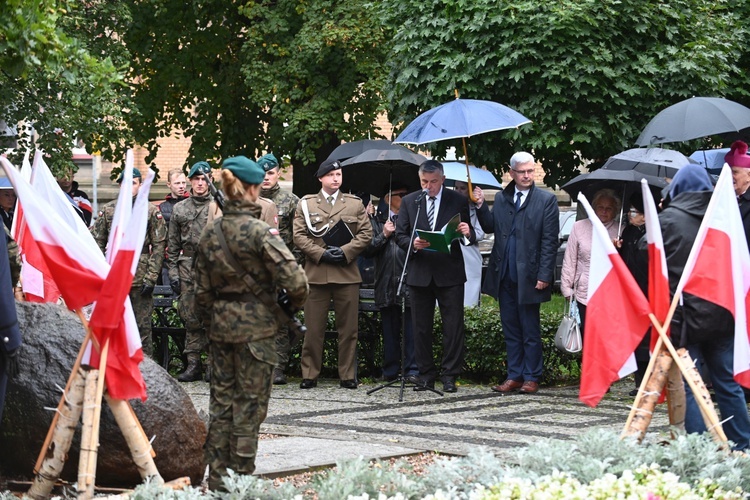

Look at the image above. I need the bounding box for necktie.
[515,192,523,212]
[427,196,436,230]
[327,195,334,205]
[390,214,398,224]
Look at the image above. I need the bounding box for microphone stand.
[368,193,443,400]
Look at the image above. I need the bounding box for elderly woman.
[560,188,620,336]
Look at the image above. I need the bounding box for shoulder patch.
[156,212,163,219]
[98,211,104,217]
[268,227,280,236]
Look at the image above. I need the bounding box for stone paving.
[184,378,671,476]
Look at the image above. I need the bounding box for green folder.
[416,213,462,253]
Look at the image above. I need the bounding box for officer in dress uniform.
[168,161,213,381]
[292,159,372,389]
[91,167,167,357]
[194,156,308,490]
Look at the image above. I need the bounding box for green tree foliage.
[0,0,131,175]
[383,0,748,186]
[125,0,389,194]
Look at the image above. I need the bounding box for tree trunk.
[27,367,86,500]
[77,368,99,499]
[667,360,686,433]
[622,347,672,442]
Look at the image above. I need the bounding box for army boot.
[177,355,202,382]
[273,368,287,385]
[204,363,211,383]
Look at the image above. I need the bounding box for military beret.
[188,160,211,178]
[116,168,142,183]
[315,158,342,178]
[257,153,279,172]
[222,156,265,185]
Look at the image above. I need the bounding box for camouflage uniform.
[92,198,167,357]
[194,198,308,490]
[167,194,211,377]
[261,183,302,380]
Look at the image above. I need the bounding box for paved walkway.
[183,378,670,477]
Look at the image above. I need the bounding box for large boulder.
[0,302,207,487]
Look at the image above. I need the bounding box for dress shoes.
[442,378,457,393]
[491,379,523,393]
[339,379,358,389]
[404,374,421,385]
[299,378,317,389]
[519,380,539,394]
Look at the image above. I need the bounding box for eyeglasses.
[512,168,535,176]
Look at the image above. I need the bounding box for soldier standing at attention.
[293,159,372,389]
[92,168,167,357]
[168,161,212,382]
[258,153,301,385]
[194,156,308,490]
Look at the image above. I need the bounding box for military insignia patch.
[98,211,104,217]
[269,228,280,236]
[156,212,163,219]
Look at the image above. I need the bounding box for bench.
[151,285,187,371]
[324,287,381,377]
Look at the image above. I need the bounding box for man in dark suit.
[476,152,559,395]
[395,160,475,393]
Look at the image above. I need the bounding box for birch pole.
[105,396,163,485]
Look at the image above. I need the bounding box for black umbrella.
[600,147,695,178]
[636,97,750,146]
[561,169,667,203]
[326,139,402,162]
[340,146,425,197]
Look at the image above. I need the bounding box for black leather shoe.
[442,379,457,393]
[404,374,421,385]
[299,378,317,389]
[413,378,435,391]
[339,379,358,389]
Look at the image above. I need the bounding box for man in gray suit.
[476,152,559,394]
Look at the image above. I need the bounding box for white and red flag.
[674,166,750,388]
[641,179,671,348]
[1,156,108,309]
[88,152,153,400]
[578,193,652,407]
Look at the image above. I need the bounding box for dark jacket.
[618,223,648,296]
[658,190,733,345]
[739,189,750,251]
[395,187,475,287]
[362,202,408,308]
[477,182,559,304]
[159,193,187,224]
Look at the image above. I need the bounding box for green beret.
[116,167,142,183]
[188,161,211,178]
[257,153,279,172]
[222,156,265,185]
[315,158,342,178]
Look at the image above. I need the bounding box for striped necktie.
[327,195,334,206]
[427,196,436,230]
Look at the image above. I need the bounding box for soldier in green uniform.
[293,159,372,389]
[258,153,301,385]
[168,161,212,382]
[194,156,308,490]
[91,168,167,357]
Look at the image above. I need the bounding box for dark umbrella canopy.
[636,97,750,146]
[600,147,695,178]
[326,139,402,162]
[561,169,667,203]
[340,146,425,197]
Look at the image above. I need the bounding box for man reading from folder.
[293,159,372,390]
[395,159,474,393]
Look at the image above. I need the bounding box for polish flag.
[88,151,152,401]
[578,193,653,407]
[1,157,108,310]
[641,179,670,348]
[674,167,750,388]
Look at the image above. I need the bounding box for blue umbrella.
[441,162,502,190]
[393,93,530,200]
[689,148,742,174]
[393,98,531,145]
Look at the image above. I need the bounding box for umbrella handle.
[461,137,478,203]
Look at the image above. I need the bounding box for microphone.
[414,189,429,204]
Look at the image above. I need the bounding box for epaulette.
[301,194,318,200]
[341,193,362,201]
